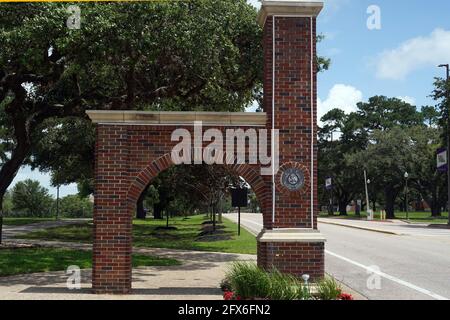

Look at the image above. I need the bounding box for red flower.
[338,293,354,300]
[223,291,234,301]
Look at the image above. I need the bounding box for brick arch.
[90,0,325,295]
[125,153,269,216]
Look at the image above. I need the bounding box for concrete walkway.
[0,241,255,300]
[1,221,257,300]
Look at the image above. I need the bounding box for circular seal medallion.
[281,168,305,191]
[276,162,310,194]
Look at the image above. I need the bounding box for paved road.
[2,219,89,241]
[224,213,450,300]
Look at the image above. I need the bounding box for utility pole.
[404,172,409,220]
[438,64,450,225]
[364,170,371,219]
[56,185,60,221]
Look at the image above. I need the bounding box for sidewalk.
[319,217,405,235]
[319,217,450,237]
[0,241,255,300]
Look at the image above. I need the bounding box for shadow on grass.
[20,286,221,296]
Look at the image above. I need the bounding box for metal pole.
[56,185,60,221]
[405,178,409,221]
[238,206,241,236]
[364,170,370,217]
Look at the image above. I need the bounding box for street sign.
[231,188,248,237]
[325,177,332,190]
[231,188,248,207]
[437,148,448,172]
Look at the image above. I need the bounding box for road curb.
[326,273,368,300]
[319,220,402,236]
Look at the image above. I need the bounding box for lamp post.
[404,172,409,221]
[364,170,371,220]
[56,185,60,221]
[438,64,450,225]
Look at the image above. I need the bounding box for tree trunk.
[166,210,169,228]
[338,199,348,216]
[136,185,149,219]
[212,205,216,232]
[430,190,442,217]
[136,196,146,219]
[0,142,31,245]
[153,203,163,219]
[384,186,396,219]
[355,201,361,217]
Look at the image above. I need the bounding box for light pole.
[56,185,60,221]
[364,170,371,219]
[438,64,450,225]
[404,172,409,220]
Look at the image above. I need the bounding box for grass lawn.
[2,218,55,226]
[18,215,257,255]
[320,211,449,224]
[0,247,180,277]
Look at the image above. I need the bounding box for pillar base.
[257,229,326,280]
[92,288,132,295]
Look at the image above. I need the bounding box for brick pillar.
[92,125,132,294]
[257,0,326,280]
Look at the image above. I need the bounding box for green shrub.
[1,191,13,216]
[316,277,342,300]
[268,269,309,300]
[59,195,93,218]
[227,262,271,299]
[11,179,54,217]
[225,262,310,300]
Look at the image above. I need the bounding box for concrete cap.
[257,229,327,243]
[86,110,267,127]
[258,0,324,26]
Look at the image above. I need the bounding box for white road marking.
[226,214,449,301]
[325,250,448,301]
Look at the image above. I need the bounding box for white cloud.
[318,84,363,123]
[397,96,416,105]
[376,28,450,80]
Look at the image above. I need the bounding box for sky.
[10,0,450,197]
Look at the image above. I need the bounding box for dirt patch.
[196,223,232,242]
[155,226,178,231]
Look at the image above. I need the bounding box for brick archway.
[88,1,326,295]
[126,153,269,214]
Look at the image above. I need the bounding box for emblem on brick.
[281,168,305,191]
[276,162,310,194]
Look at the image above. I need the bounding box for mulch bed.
[196,223,232,242]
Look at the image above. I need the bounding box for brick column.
[92,125,132,294]
[257,0,326,280]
